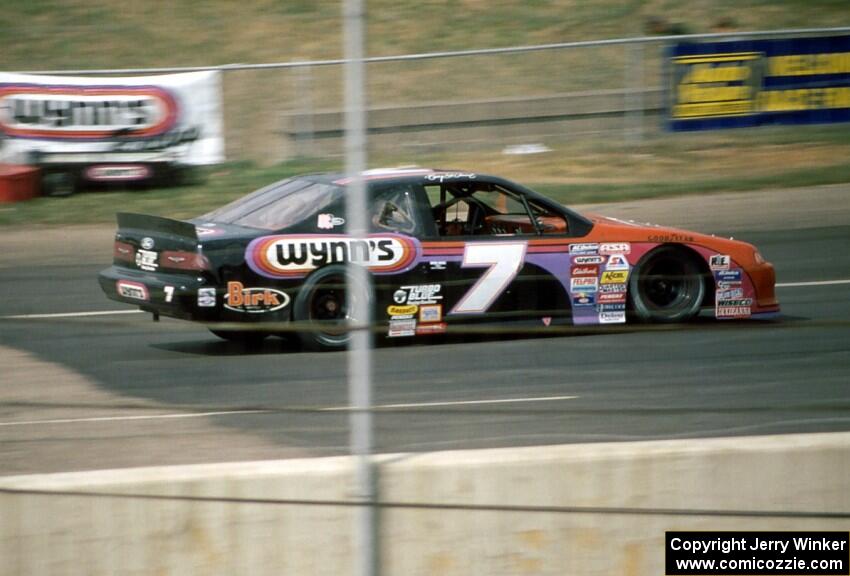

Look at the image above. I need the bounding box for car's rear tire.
[629,246,705,323]
[293,265,369,351]
[209,329,268,347]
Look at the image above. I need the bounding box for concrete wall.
[280,89,664,159]
[1,432,848,576]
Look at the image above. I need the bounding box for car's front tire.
[629,246,705,323]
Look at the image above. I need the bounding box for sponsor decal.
[571,265,599,277]
[0,84,178,139]
[246,233,420,279]
[85,164,152,182]
[572,255,605,265]
[416,322,447,335]
[598,291,627,304]
[601,270,629,284]
[569,243,599,255]
[599,283,628,294]
[714,269,742,284]
[570,276,598,293]
[393,284,442,305]
[716,298,753,318]
[116,280,148,301]
[598,303,626,312]
[135,249,158,271]
[140,237,155,250]
[599,310,626,324]
[225,281,289,313]
[429,261,447,270]
[572,292,596,307]
[599,242,631,255]
[388,318,416,337]
[425,172,476,183]
[605,253,630,271]
[716,305,752,318]
[709,254,731,271]
[716,287,744,300]
[647,233,694,243]
[719,298,753,306]
[317,213,345,230]
[418,304,442,323]
[197,287,216,307]
[388,304,418,318]
[541,317,552,327]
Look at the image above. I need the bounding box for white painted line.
[0,409,272,427]
[0,396,579,427]
[776,279,850,288]
[2,309,144,319]
[322,395,579,411]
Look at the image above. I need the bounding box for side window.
[425,182,568,237]
[370,184,421,235]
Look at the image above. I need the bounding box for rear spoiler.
[117,212,198,241]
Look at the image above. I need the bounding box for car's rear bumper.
[98,266,215,321]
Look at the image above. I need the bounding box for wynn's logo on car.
[0,84,178,139]
[246,234,420,278]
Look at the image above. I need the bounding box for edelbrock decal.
[247,234,420,279]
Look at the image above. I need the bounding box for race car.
[98,167,779,349]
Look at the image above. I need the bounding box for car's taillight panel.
[161,250,212,271]
[114,241,135,262]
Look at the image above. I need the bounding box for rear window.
[201,178,344,231]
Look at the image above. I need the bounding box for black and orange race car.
[99,168,779,349]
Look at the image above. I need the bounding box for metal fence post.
[294,65,315,158]
[625,41,645,144]
[343,2,377,576]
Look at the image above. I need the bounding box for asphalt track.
[1,192,849,474]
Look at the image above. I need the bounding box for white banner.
[0,70,223,166]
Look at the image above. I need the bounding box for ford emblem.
[141,237,155,250]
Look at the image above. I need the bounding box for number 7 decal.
[451,241,527,314]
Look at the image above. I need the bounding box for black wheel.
[629,246,705,323]
[42,172,76,197]
[209,329,268,346]
[293,265,369,351]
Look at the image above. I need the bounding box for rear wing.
[116,212,198,241]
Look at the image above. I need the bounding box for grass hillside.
[2,1,848,71]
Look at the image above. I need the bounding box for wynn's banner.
[668,34,850,131]
[0,70,223,169]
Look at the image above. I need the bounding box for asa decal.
[246,234,420,279]
[599,243,631,255]
[0,84,179,139]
